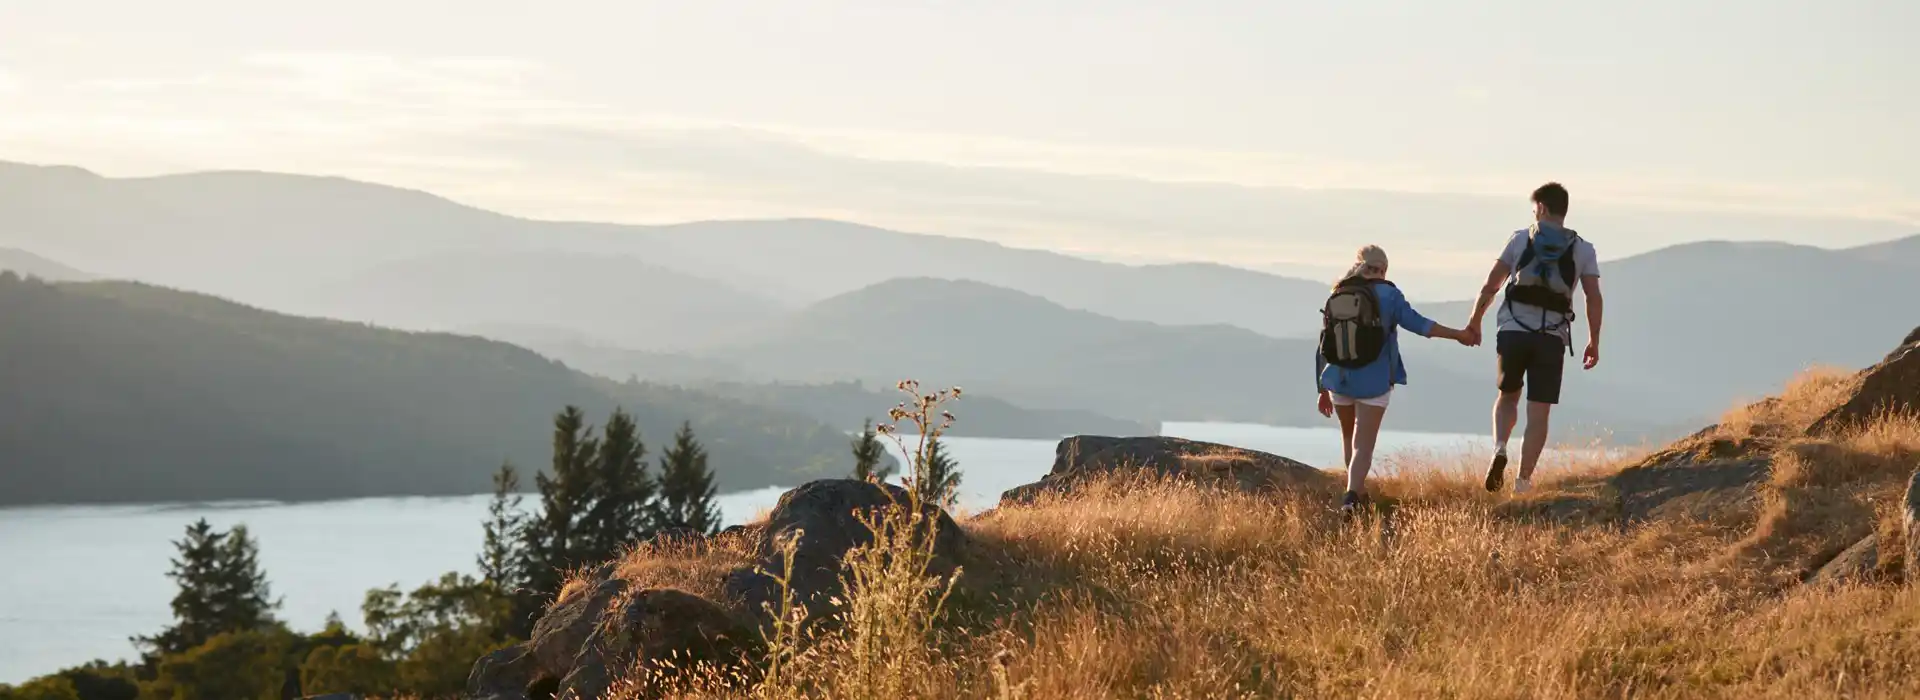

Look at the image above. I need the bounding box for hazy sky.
[2,0,1913,277]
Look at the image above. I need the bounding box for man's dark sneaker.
[1484,452,1508,492]
[1339,490,1363,518]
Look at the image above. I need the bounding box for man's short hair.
[1532,182,1570,217]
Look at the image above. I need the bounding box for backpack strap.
[1557,231,1582,288]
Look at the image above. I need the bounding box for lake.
[0,422,1549,682]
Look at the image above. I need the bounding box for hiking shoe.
[1484,452,1508,492]
[1514,478,1533,495]
[1339,490,1363,518]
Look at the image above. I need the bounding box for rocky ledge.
[999,435,1339,506]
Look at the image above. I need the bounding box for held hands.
[1317,391,1334,418]
[1461,324,1483,348]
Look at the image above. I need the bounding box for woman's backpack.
[1320,277,1390,370]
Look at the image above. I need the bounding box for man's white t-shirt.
[1495,225,1600,344]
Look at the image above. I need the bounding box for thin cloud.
[0,52,1911,278]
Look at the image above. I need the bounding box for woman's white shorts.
[1329,390,1392,409]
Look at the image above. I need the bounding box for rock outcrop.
[1906,468,1920,585]
[1000,435,1337,505]
[722,479,967,622]
[468,584,752,700]
[1808,327,1920,436]
[468,479,966,700]
[1808,534,1880,585]
[1609,440,1771,524]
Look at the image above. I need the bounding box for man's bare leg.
[1517,401,1553,490]
[1494,391,1521,451]
[1486,390,1522,491]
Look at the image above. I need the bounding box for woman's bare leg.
[1347,403,1387,495]
[1336,403,1356,472]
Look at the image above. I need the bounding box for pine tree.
[477,463,528,591]
[850,419,892,482]
[134,519,280,660]
[578,407,653,563]
[522,407,599,605]
[915,436,962,509]
[653,421,722,535]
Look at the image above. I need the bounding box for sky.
[1,0,1913,282]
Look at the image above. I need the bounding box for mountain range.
[3,158,1916,500]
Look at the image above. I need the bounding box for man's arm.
[1467,260,1512,330]
[1581,275,1603,369]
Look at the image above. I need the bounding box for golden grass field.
[595,367,1920,700]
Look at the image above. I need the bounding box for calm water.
[0,422,1514,682]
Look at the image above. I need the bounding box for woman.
[1315,245,1473,516]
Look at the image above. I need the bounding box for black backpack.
[1504,224,1581,315]
[1319,277,1392,370]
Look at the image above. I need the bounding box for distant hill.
[0,248,92,281]
[1850,233,1920,266]
[705,277,1630,436]
[0,162,1329,342]
[694,380,1158,440]
[504,335,1158,439]
[300,250,789,351]
[0,161,532,304]
[497,335,761,386]
[0,274,866,506]
[1414,239,1920,429]
[611,219,1334,340]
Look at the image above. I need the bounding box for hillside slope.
[0,275,857,506]
[299,250,788,350]
[0,248,92,281]
[1850,233,1920,265]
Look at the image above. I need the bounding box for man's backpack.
[1320,277,1391,370]
[1505,223,1581,316]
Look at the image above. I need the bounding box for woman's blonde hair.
[1335,245,1389,289]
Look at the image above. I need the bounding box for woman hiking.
[1315,245,1473,516]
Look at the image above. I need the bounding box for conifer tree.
[916,436,962,509]
[477,463,528,591]
[653,421,721,535]
[578,407,653,563]
[850,419,892,482]
[522,407,598,604]
[134,519,280,660]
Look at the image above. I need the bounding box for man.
[1462,182,1603,494]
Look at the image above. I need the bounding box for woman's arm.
[1425,323,1470,343]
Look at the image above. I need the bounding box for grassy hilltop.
[564,345,1920,699]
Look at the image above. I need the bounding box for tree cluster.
[0,405,724,700]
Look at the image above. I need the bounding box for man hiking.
[1463,182,1604,494]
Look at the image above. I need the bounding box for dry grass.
[602,372,1920,699]
[643,463,1913,699]
[1714,366,1859,441]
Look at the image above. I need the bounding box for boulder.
[468,479,967,699]
[1907,468,1920,585]
[1000,435,1337,505]
[1608,440,1770,524]
[467,579,754,700]
[1808,328,1920,436]
[1808,534,1879,585]
[723,479,967,623]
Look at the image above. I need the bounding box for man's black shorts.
[1496,331,1566,404]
